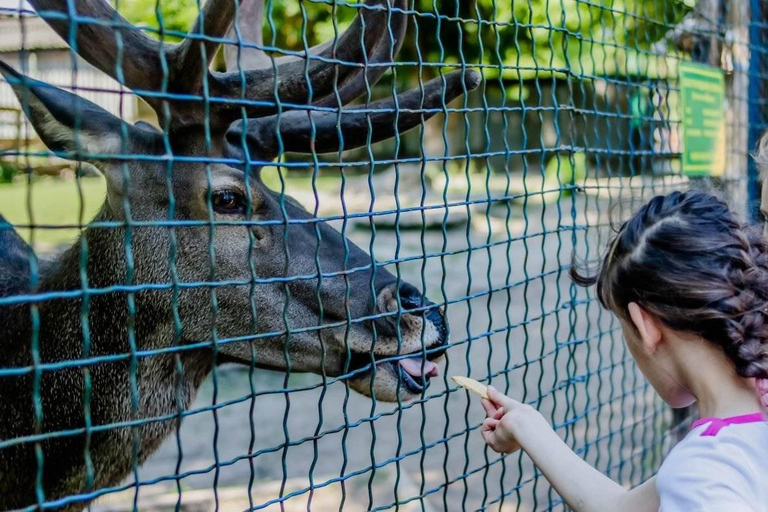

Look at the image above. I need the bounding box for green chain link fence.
[0,0,760,510]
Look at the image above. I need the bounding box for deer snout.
[344,282,449,401]
[374,283,448,348]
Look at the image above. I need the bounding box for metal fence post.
[748,0,765,223]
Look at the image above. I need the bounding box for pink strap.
[691,412,767,437]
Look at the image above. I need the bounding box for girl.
[481,191,768,511]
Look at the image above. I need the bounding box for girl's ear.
[627,302,663,354]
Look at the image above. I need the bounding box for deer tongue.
[397,357,439,378]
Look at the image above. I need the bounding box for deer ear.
[0,61,154,166]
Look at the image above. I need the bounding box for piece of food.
[451,376,489,399]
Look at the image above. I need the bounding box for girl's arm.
[482,386,659,512]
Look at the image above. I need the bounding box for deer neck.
[32,207,157,357]
[3,205,212,433]
[0,208,214,505]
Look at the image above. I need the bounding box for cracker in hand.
[451,376,489,400]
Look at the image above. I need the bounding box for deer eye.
[211,190,246,214]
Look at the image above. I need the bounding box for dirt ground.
[91,183,681,512]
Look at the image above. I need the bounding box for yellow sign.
[679,62,726,177]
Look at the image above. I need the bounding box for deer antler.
[230,70,481,157]
[224,0,408,109]
[29,0,410,131]
[223,0,271,70]
[222,0,479,157]
[30,0,165,92]
[27,0,480,154]
[210,0,411,124]
[172,0,242,94]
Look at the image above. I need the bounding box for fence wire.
[0,0,760,510]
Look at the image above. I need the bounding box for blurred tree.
[117,0,200,39]
[115,0,698,166]
[400,0,696,82]
[118,0,696,82]
[115,0,357,54]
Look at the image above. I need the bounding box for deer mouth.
[396,356,441,393]
[345,297,449,396]
[348,344,447,394]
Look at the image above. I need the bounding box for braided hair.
[572,191,768,380]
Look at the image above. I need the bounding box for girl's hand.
[480,386,550,454]
[481,387,658,512]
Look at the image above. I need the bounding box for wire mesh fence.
[0,0,760,510]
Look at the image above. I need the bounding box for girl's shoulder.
[662,417,768,475]
[656,419,768,511]
[663,421,766,467]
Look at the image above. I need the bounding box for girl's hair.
[572,191,768,379]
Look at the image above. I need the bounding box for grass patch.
[0,168,358,252]
[261,166,354,194]
[0,177,106,251]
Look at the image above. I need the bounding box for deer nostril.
[398,283,423,310]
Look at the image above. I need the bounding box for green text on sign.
[680,61,726,177]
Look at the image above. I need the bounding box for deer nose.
[397,283,423,310]
[374,283,447,343]
[376,282,424,316]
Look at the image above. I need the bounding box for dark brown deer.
[0,0,479,508]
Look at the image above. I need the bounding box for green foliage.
[0,177,106,248]
[117,0,696,79]
[0,160,16,183]
[117,0,200,40]
[400,0,695,81]
[116,0,358,49]
[261,1,357,49]
[544,151,587,197]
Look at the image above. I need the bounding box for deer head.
[2,0,480,402]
